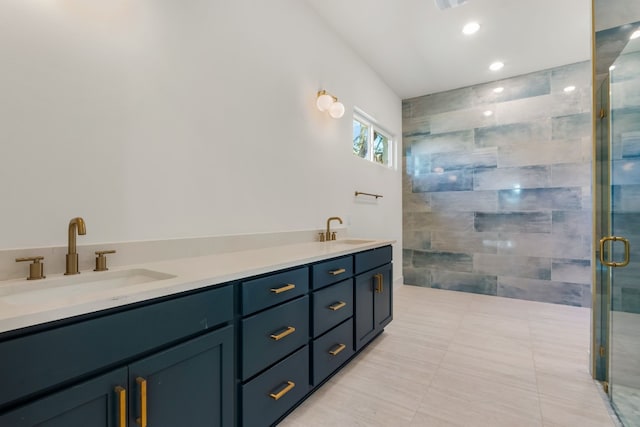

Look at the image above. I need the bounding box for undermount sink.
[0,268,176,305]
[337,239,375,245]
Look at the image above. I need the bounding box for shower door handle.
[599,236,630,267]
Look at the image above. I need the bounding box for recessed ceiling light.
[489,61,504,71]
[493,87,504,93]
[609,65,616,71]
[462,22,480,35]
[631,30,640,40]
[483,110,493,117]
[563,85,576,93]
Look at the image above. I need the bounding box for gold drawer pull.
[329,343,346,356]
[328,301,346,311]
[269,381,295,400]
[329,268,346,276]
[136,377,147,427]
[114,386,126,427]
[374,273,383,293]
[270,283,296,294]
[270,326,296,341]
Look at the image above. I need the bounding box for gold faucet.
[65,217,86,275]
[326,216,343,241]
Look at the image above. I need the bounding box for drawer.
[354,245,392,274]
[312,319,354,386]
[312,255,353,290]
[242,296,309,380]
[242,266,309,315]
[242,345,310,427]
[0,284,234,409]
[312,279,353,337]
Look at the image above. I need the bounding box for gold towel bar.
[355,191,383,199]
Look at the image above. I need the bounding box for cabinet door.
[355,263,393,351]
[374,263,393,330]
[354,271,376,351]
[129,326,234,427]
[0,367,127,427]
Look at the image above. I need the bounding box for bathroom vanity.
[0,241,393,427]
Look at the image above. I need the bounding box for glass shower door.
[603,41,640,425]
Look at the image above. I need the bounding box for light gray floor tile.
[278,286,617,427]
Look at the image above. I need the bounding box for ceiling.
[304,0,591,99]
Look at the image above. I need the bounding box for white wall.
[0,1,402,277]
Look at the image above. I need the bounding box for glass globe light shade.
[329,101,345,118]
[316,93,334,112]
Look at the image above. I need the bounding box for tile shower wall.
[402,62,592,307]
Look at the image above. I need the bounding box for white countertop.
[0,239,394,335]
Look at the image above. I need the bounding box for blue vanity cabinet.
[241,296,310,380]
[311,255,353,290]
[0,284,235,427]
[239,268,312,426]
[0,368,128,427]
[354,246,393,351]
[128,325,234,427]
[241,267,308,316]
[310,267,355,387]
[241,346,310,427]
[0,244,393,427]
[0,327,234,427]
[311,278,353,338]
[312,318,354,386]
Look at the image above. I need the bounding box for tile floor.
[279,285,618,426]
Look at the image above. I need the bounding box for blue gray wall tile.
[551,163,592,187]
[431,271,498,296]
[551,259,591,285]
[403,61,592,307]
[472,71,550,105]
[475,212,552,233]
[552,113,592,140]
[475,121,551,149]
[497,187,582,211]
[474,254,551,280]
[474,165,550,191]
[412,169,474,193]
[407,130,474,155]
[431,190,498,212]
[498,277,590,307]
[404,211,474,232]
[431,147,498,171]
[431,231,498,254]
[552,211,592,237]
[496,233,554,258]
[411,250,473,273]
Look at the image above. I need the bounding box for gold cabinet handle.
[270,326,296,341]
[328,301,346,311]
[136,377,147,427]
[329,343,346,356]
[329,268,346,276]
[374,273,383,293]
[270,283,295,294]
[599,236,630,267]
[114,386,126,427]
[269,381,295,400]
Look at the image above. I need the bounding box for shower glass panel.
[607,43,640,424]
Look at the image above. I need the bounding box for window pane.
[373,131,389,165]
[353,120,369,159]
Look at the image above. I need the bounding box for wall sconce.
[316,90,345,119]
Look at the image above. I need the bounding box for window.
[352,110,393,167]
